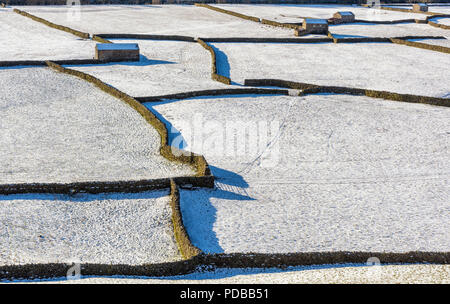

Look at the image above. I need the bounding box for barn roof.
[305,18,328,24]
[96,43,139,51]
[338,11,355,16]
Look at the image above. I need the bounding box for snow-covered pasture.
[428,5,450,15]
[210,42,450,98]
[150,94,450,254]
[212,4,428,22]
[0,9,95,61]
[14,5,292,38]
[67,39,231,97]
[0,67,194,184]
[0,190,181,265]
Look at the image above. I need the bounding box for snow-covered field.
[14,5,293,38]
[330,22,449,39]
[1,4,449,283]
[0,190,181,265]
[68,39,231,97]
[428,5,450,14]
[212,4,428,22]
[210,42,450,98]
[150,94,450,254]
[8,264,449,284]
[0,67,193,184]
[0,9,95,61]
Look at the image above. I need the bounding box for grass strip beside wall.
[14,9,90,39]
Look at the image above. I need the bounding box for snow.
[96,43,139,51]
[0,9,95,61]
[14,5,293,38]
[0,190,181,265]
[151,94,450,254]
[0,67,194,184]
[68,39,232,97]
[330,22,449,39]
[8,264,450,284]
[212,4,429,22]
[210,42,450,98]
[429,6,450,14]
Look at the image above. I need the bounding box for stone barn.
[302,19,329,34]
[412,3,428,13]
[333,11,355,23]
[95,43,140,62]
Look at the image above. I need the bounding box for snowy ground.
[0,67,193,184]
[210,42,450,98]
[5,264,449,284]
[0,190,181,265]
[212,4,428,22]
[68,39,231,97]
[428,5,450,14]
[14,5,293,38]
[329,22,449,39]
[150,94,450,253]
[0,9,95,61]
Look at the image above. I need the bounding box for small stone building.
[95,43,140,62]
[302,19,329,34]
[412,3,428,13]
[333,11,355,23]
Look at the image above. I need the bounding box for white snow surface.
[68,39,232,97]
[212,4,429,22]
[210,42,450,98]
[14,5,293,38]
[0,9,95,61]
[0,67,194,184]
[0,190,181,265]
[428,6,450,14]
[151,94,450,254]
